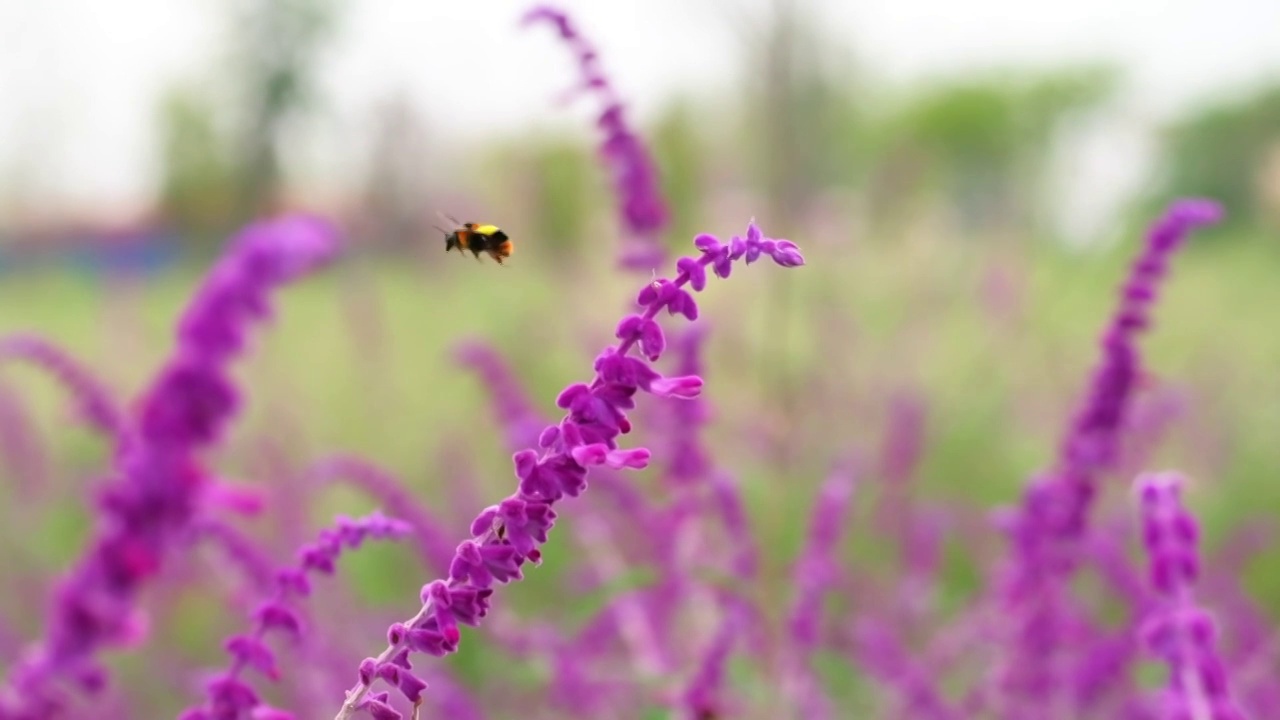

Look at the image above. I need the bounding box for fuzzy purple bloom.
[680,597,746,719]
[522,5,670,270]
[302,455,459,575]
[194,519,279,593]
[994,199,1223,712]
[708,471,759,583]
[1135,473,1247,720]
[454,341,547,452]
[664,325,712,485]
[0,382,47,498]
[180,511,412,720]
[0,214,339,719]
[332,221,803,719]
[782,464,857,719]
[0,334,126,444]
[788,465,857,650]
[851,620,960,720]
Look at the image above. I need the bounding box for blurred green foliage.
[143,3,1280,252]
[1154,81,1280,233]
[527,138,595,258]
[157,87,239,246]
[477,133,599,263]
[890,65,1120,235]
[650,97,709,248]
[739,1,868,232]
[155,0,344,250]
[227,0,344,219]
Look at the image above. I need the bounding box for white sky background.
[2,0,1280,234]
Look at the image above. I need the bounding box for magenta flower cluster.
[0,214,339,719]
[995,199,1225,709]
[1137,473,1246,720]
[333,222,805,719]
[180,512,412,720]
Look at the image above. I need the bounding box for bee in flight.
[434,211,514,266]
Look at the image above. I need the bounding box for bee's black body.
[439,216,514,265]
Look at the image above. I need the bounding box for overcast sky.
[2,0,1279,218]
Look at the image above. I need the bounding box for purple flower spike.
[0,214,339,718]
[454,340,547,451]
[994,198,1222,712]
[0,334,126,444]
[681,599,747,719]
[663,325,713,486]
[332,221,804,719]
[301,455,458,575]
[523,5,670,271]
[782,465,858,717]
[178,512,411,719]
[1135,473,1246,720]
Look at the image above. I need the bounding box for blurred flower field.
[2,2,1279,718]
[0,204,1277,717]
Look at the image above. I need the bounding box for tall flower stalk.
[1135,473,1247,720]
[783,464,858,720]
[180,511,412,720]
[994,198,1223,716]
[522,5,670,271]
[0,215,339,719]
[0,334,126,445]
[333,222,803,720]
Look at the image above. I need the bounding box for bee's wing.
[436,210,465,228]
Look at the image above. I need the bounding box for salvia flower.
[1135,473,1247,720]
[851,620,959,720]
[680,596,747,720]
[1003,198,1222,560]
[180,511,412,720]
[664,325,712,485]
[193,518,279,593]
[0,381,47,498]
[453,340,547,452]
[522,5,670,270]
[994,199,1223,711]
[302,455,459,575]
[332,221,804,719]
[0,333,126,444]
[0,214,339,719]
[783,464,858,719]
[708,471,759,583]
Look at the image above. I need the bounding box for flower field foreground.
[0,4,1275,720]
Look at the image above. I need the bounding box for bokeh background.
[1,0,1278,717]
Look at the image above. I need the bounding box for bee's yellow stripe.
[473,224,500,235]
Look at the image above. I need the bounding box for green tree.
[735,0,869,233]
[155,84,237,247]
[528,138,594,259]
[1152,82,1280,232]
[225,0,344,220]
[890,65,1119,236]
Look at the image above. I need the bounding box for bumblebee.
[435,211,514,265]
